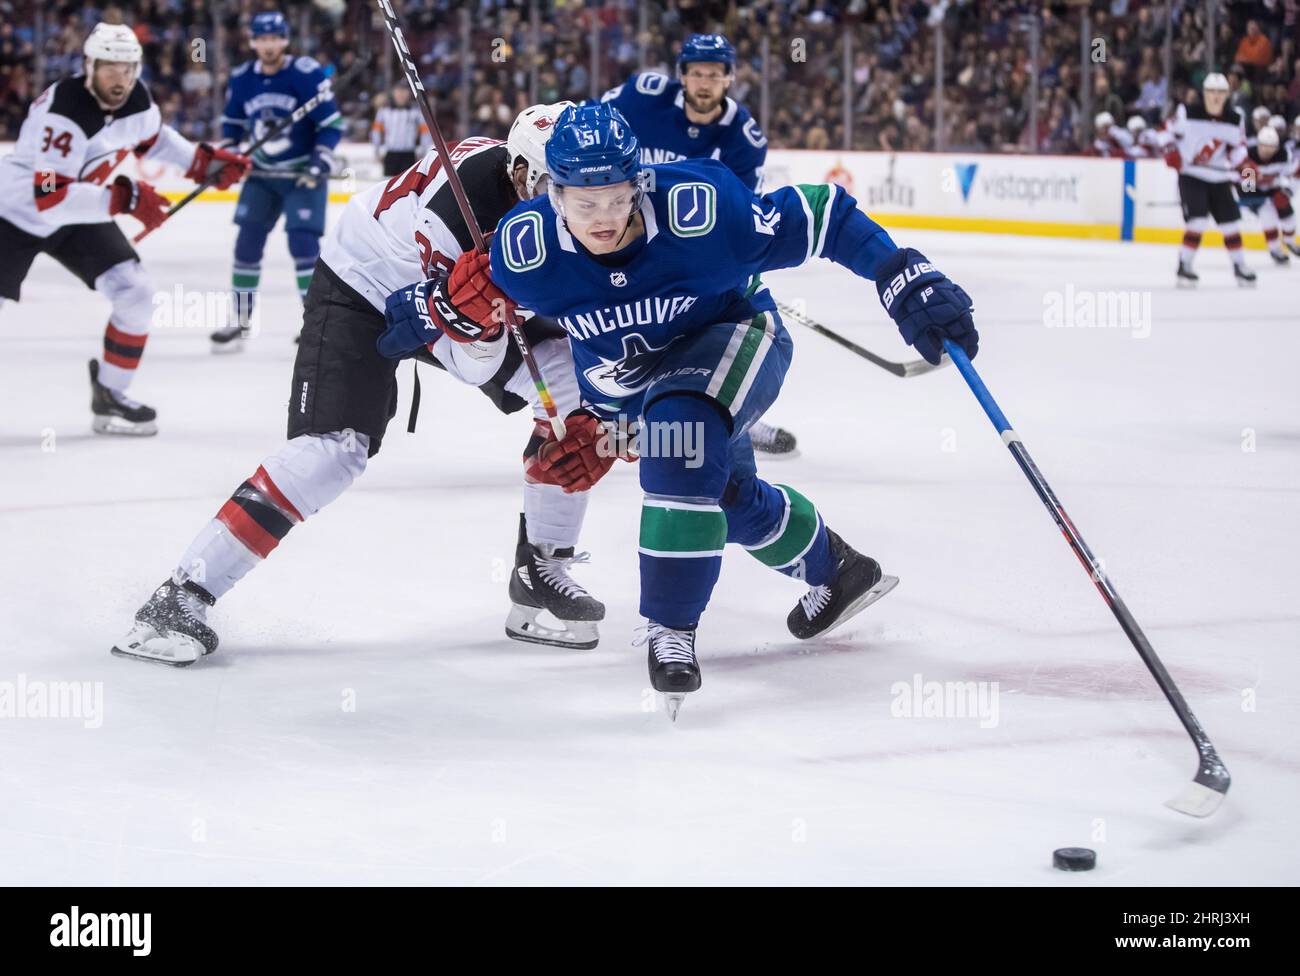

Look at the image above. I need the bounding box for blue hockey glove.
[296,147,333,188]
[875,247,977,365]
[378,278,444,359]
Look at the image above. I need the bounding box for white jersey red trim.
[0,76,197,237]
[1162,102,1248,184]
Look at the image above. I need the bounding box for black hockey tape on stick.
[774,300,949,378]
[133,54,372,244]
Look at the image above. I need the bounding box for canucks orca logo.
[582,333,678,398]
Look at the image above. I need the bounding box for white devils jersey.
[1241,144,1297,194]
[1164,103,1247,184]
[0,76,197,236]
[320,137,517,311]
[1093,123,1138,158]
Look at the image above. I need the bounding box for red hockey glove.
[1162,146,1182,171]
[109,176,169,232]
[186,143,252,190]
[524,411,636,493]
[444,249,510,342]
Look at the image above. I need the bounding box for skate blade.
[505,605,599,649]
[1236,277,1257,288]
[92,416,157,436]
[1175,277,1197,289]
[110,625,205,667]
[664,693,687,722]
[819,573,900,638]
[210,341,247,354]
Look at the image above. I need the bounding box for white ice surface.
[1,205,1297,885]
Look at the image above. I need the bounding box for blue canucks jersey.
[489,159,898,418]
[221,55,344,170]
[597,72,767,191]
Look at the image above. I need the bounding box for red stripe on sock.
[105,323,148,349]
[103,350,140,369]
[217,499,279,559]
[1224,234,1242,249]
[1182,232,1201,247]
[249,465,303,522]
[1265,229,1278,240]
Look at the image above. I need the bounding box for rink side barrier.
[0,142,1270,249]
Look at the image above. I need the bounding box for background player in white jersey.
[111,103,616,667]
[0,23,249,434]
[1092,112,1139,157]
[598,33,796,457]
[1161,73,1253,287]
[1239,127,1299,264]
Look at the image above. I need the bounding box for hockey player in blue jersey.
[211,11,344,350]
[598,33,801,457]
[406,104,977,714]
[599,33,766,192]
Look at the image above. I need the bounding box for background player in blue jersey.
[410,104,977,715]
[597,33,799,456]
[211,10,344,350]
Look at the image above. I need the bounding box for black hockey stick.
[775,300,949,377]
[134,54,371,244]
[944,339,1229,817]
[375,0,566,439]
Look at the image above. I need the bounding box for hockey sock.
[175,433,368,600]
[523,481,589,549]
[1220,220,1246,268]
[288,229,320,302]
[1264,227,1280,252]
[233,223,268,328]
[724,477,835,585]
[1180,217,1207,266]
[94,261,153,391]
[637,394,731,628]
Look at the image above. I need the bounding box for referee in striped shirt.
[371,84,430,175]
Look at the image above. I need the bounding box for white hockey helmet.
[1202,72,1230,92]
[1269,114,1286,133]
[1257,126,1279,149]
[507,101,576,199]
[1126,115,1146,135]
[1094,111,1114,131]
[84,23,143,66]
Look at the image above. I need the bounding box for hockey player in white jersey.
[1160,73,1254,287]
[111,102,620,667]
[1239,126,1299,264]
[0,23,250,433]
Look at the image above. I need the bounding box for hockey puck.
[1052,847,1096,872]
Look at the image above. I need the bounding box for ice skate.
[1175,260,1199,288]
[787,529,898,640]
[209,323,250,353]
[89,359,156,436]
[1234,264,1257,287]
[111,579,218,667]
[505,514,604,649]
[637,623,700,721]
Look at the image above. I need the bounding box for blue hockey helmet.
[677,33,736,72]
[545,103,641,188]
[251,11,289,38]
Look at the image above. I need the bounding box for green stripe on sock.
[746,485,820,568]
[232,273,260,289]
[715,314,766,409]
[640,502,726,557]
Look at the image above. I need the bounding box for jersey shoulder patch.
[499,208,547,273]
[666,180,717,238]
[294,55,323,75]
[231,61,253,78]
[632,72,673,98]
[740,115,767,149]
